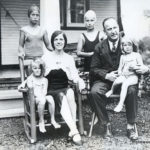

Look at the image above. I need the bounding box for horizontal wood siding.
[90,0,117,31]
[1,0,117,65]
[1,0,39,65]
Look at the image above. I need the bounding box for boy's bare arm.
[43,30,52,51]
[77,34,85,55]
[18,30,25,59]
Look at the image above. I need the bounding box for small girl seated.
[105,36,143,112]
[18,58,60,133]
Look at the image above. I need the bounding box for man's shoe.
[127,124,138,141]
[103,123,113,139]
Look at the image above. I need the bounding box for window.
[60,0,89,29]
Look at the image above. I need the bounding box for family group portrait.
[0,0,150,149]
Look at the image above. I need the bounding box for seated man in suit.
[88,17,140,140]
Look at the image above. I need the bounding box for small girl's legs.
[66,88,77,122]
[36,96,46,133]
[46,95,61,129]
[105,76,125,98]
[60,93,81,145]
[114,76,138,112]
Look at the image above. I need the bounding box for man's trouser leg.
[88,82,110,125]
[125,85,138,124]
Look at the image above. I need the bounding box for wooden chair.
[18,58,84,143]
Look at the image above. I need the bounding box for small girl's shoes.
[51,120,61,129]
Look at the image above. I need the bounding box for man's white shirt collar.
[108,39,119,51]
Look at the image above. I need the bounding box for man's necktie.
[112,42,116,52]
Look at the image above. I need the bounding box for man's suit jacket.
[90,38,122,86]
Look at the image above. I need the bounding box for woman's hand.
[77,78,86,92]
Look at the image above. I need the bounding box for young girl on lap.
[106,36,143,112]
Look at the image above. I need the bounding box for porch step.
[0,69,24,118]
[0,89,23,100]
[0,77,21,90]
[0,99,24,118]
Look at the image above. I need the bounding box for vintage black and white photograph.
[0,0,150,149]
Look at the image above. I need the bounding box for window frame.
[60,0,89,30]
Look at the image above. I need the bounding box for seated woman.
[42,30,85,146]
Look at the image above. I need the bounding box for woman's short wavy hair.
[31,57,45,77]
[28,4,40,18]
[51,30,67,50]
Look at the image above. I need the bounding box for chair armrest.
[18,87,28,93]
[109,94,120,98]
[68,80,79,93]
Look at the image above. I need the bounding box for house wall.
[121,0,150,40]
[1,0,117,65]
[64,0,117,43]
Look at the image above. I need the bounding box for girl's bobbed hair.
[28,4,40,17]
[121,36,138,53]
[51,30,67,50]
[31,57,45,77]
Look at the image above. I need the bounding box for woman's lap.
[47,88,70,111]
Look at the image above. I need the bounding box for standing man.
[89,17,138,140]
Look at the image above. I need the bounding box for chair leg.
[134,124,138,137]
[18,57,25,82]
[78,91,84,134]
[76,83,84,135]
[29,88,37,143]
[88,112,96,137]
